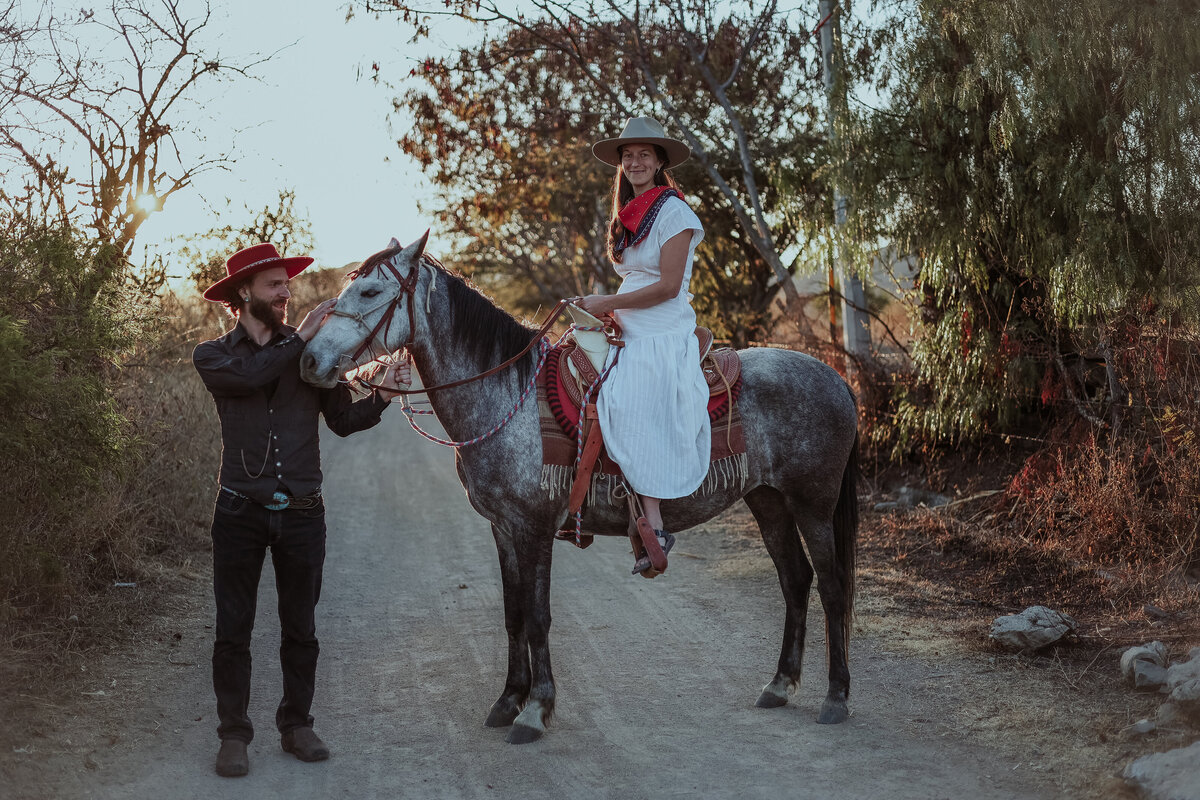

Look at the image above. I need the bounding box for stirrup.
[632,530,675,575]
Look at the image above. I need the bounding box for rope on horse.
[398,338,553,448]
[394,318,613,450]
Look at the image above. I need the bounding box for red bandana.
[615,186,683,257]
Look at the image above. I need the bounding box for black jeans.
[210,489,326,743]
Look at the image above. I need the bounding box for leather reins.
[331,253,573,397]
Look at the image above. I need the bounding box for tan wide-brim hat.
[592,116,690,169]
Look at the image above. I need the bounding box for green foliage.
[0,215,139,604]
[388,3,842,340]
[843,0,1200,443]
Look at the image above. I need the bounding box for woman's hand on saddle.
[573,294,616,318]
[297,298,338,342]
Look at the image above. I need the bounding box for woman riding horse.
[575,116,710,574]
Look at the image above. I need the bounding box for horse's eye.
[362,288,381,298]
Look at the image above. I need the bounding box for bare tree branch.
[0,0,264,254]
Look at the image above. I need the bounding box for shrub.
[0,214,224,643]
[1006,321,1200,590]
[0,221,137,617]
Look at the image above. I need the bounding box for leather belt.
[221,486,322,511]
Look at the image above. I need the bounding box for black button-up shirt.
[193,322,388,505]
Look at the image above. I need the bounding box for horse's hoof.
[485,702,519,728]
[506,724,544,744]
[817,699,850,724]
[755,690,788,708]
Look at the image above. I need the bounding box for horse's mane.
[349,244,540,380]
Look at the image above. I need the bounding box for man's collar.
[227,322,249,346]
[230,320,297,347]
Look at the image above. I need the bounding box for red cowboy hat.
[202,243,314,301]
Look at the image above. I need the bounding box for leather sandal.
[632,530,675,575]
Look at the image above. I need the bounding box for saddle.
[553,305,743,579]
[554,311,742,440]
[560,323,741,410]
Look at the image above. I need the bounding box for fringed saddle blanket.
[538,341,747,505]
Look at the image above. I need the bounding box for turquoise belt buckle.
[264,491,290,511]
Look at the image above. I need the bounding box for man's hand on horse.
[297,298,339,342]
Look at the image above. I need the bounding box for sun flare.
[133,193,160,214]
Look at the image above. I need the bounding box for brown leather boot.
[281,727,330,762]
[215,739,249,777]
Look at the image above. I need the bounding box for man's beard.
[247,294,287,332]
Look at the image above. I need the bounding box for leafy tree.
[372,0,871,339]
[841,0,1200,441]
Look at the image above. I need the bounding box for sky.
[127,1,473,275]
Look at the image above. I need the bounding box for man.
[193,243,408,778]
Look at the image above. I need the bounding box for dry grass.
[0,292,220,693]
[863,500,1200,641]
[1001,324,1200,602]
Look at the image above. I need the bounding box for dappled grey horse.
[299,234,860,744]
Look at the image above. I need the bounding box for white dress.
[596,196,710,499]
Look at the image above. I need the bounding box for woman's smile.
[620,144,664,193]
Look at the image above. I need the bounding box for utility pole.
[818,0,871,365]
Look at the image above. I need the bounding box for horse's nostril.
[300,351,315,373]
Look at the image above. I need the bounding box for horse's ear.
[410,229,430,260]
[394,230,430,269]
[388,237,401,249]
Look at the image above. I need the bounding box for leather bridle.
[328,254,420,374]
[329,253,574,397]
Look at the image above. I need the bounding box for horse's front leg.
[507,526,556,744]
[485,525,530,728]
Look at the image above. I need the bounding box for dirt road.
[7,411,1075,799]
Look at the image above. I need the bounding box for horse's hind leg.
[485,525,530,728]
[796,511,852,724]
[744,486,814,709]
[506,526,556,744]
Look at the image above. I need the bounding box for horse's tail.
[834,426,860,654]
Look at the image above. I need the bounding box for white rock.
[1123,740,1200,800]
[1167,651,1200,708]
[1122,641,1169,680]
[1156,703,1187,726]
[1134,663,1170,691]
[1129,718,1157,736]
[989,606,1078,651]
[896,486,952,508]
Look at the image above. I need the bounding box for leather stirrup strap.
[566,404,604,516]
